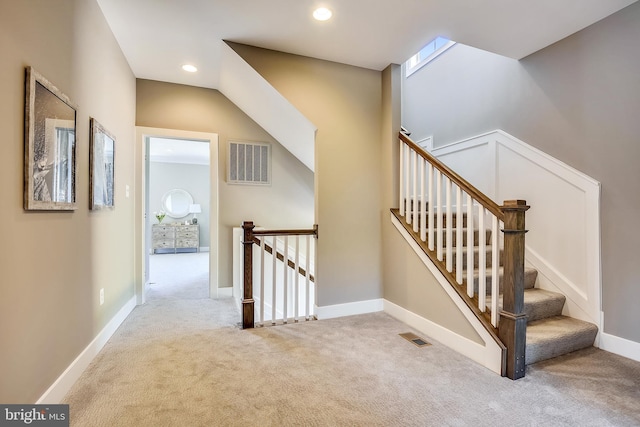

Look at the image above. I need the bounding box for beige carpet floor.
[64,254,640,426]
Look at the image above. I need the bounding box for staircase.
[395,132,599,378]
[393,208,598,366]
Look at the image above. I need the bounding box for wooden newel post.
[499,200,530,379]
[242,221,255,329]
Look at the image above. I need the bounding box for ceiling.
[97,0,636,90]
[149,137,210,165]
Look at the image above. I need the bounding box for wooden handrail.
[252,226,318,237]
[399,133,504,220]
[252,236,315,282]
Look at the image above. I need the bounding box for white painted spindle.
[420,158,426,242]
[456,186,463,284]
[305,235,311,320]
[491,215,500,327]
[294,236,300,322]
[436,171,443,261]
[478,206,486,312]
[271,236,277,325]
[412,149,418,232]
[260,237,266,325]
[445,177,453,272]
[428,163,434,251]
[283,236,289,323]
[399,142,404,217]
[466,194,474,298]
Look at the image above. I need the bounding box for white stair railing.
[399,136,504,327]
[241,222,317,328]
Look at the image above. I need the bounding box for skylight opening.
[405,36,456,77]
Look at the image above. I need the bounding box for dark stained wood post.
[499,200,530,379]
[242,221,255,329]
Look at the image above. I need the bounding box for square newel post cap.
[502,199,530,211]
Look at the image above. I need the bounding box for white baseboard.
[383,299,502,374]
[36,296,137,404]
[216,286,233,298]
[599,332,640,363]
[315,298,383,319]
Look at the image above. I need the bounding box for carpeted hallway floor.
[63,253,640,426]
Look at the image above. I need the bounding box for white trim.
[415,136,434,152]
[600,332,640,363]
[315,298,383,320]
[216,287,233,298]
[430,129,602,329]
[383,299,501,373]
[36,297,136,404]
[391,213,504,374]
[135,127,220,306]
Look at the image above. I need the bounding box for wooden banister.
[397,132,529,380]
[242,222,317,329]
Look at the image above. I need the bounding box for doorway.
[135,127,219,305]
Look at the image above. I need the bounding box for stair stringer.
[218,42,316,171]
[390,213,506,376]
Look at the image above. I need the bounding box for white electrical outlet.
[125,185,130,198]
[100,288,105,306]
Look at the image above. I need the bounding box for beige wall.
[402,3,640,343]
[135,80,314,288]
[380,66,483,342]
[229,43,384,306]
[0,0,136,402]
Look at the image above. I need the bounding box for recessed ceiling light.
[313,7,332,21]
[182,64,198,73]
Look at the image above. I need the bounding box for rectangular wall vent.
[228,141,271,185]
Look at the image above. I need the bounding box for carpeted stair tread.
[486,288,566,322]
[523,289,566,322]
[526,315,598,365]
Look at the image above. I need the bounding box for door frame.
[135,126,220,304]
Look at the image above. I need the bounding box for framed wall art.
[89,118,115,210]
[24,66,78,211]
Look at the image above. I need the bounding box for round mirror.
[161,189,193,218]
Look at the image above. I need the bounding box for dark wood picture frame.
[24,67,78,211]
[89,118,116,210]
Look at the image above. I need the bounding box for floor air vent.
[399,332,431,347]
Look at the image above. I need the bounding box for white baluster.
[491,216,500,327]
[271,236,277,325]
[412,150,418,232]
[478,206,486,312]
[466,195,474,298]
[306,235,311,320]
[456,186,463,284]
[405,148,411,222]
[420,158,426,242]
[260,237,265,326]
[399,142,404,217]
[436,171,443,261]
[294,235,300,323]
[428,163,434,251]
[445,177,453,272]
[283,236,289,323]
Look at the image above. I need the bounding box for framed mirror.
[24,67,78,211]
[89,118,115,210]
[161,189,193,218]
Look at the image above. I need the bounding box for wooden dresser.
[152,224,199,254]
